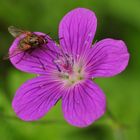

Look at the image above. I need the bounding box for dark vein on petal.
[85,44,116,67]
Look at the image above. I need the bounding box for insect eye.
[34,40,39,45]
[29,37,39,45]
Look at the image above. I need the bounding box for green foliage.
[0,0,140,140]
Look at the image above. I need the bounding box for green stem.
[106,108,127,140]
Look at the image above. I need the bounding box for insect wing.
[8,26,25,38]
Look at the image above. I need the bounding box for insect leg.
[15,51,26,64]
[27,49,46,70]
[3,50,23,60]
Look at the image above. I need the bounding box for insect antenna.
[45,34,63,42]
[54,37,64,41]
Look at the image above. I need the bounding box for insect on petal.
[9,32,60,74]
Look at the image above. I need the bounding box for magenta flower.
[9,8,129,127]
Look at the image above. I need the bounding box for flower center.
[54,53,85,87]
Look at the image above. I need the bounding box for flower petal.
[59,8,97,57]
[12,76,63,121]
[62,80,106,127]
[85,39,130,78]
[9,32,60,74]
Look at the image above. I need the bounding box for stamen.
[53,53,74,74]
[52,50,86,87]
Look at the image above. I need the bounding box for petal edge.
[85,38,130,78]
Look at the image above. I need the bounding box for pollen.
[53,52,86,87]
[61,64,85,87]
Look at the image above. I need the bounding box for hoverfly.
[5,26,62,66]
[8,26,47,51]
[4,26,50,64]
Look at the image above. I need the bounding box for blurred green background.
[0,0,140,140]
